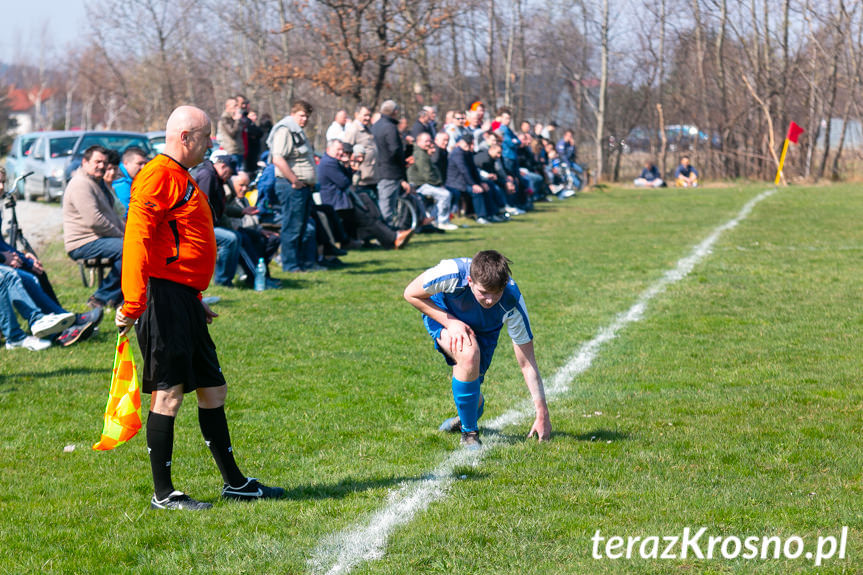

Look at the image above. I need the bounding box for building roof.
[6,85,55,112]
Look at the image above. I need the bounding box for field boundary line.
[308,188,777,575]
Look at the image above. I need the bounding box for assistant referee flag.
[93,334,142,451]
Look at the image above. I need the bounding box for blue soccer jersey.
[421,257,533,345]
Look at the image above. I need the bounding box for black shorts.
[135,278,226,394]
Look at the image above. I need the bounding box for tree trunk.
[450,17,465,104]
[516,0,527,118]
[503,2,515,107]
[594,0,609,183]
[691,0,709,176]
[818,1,846,179]
[487,0,497,106]
[278,0,295,109]
[714,0,730,178]
[658,0,667,176]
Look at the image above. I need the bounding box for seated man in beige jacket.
[63,145,126,308]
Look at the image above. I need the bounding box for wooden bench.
[75,258,114,288]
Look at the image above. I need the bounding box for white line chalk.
[309,189,777,575]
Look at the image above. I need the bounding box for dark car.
[146,131,167,155]
[63,131,154,187]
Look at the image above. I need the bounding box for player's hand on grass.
[527,411,552,442]
[115,309,135,336]
[201,301,219,324]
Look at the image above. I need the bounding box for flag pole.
[774,138,790,186]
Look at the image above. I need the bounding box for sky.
[0,0,88,63]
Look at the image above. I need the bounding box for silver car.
[21,131,79,201]
[4,133,39,197]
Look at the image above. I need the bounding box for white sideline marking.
[308,189,777,574]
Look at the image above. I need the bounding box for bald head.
[415,132,432,151]
[166,106,210,138]
[164,106,212,168]
[232,172,250,196]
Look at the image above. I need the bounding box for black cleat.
[222,478,285,501]
[439,416,461,432]
[460,431,482,450]
[150,491,213,510]
[438,395,483,433]
[75,306,104,326]
[57,322,97,347]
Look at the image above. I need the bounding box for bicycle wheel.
[394,196,419,230]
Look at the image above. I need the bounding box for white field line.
[308,188,777,575]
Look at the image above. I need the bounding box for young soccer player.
[403,250,551,448]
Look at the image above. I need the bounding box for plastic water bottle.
[254,258,267,291]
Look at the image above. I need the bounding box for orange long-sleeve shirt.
[120,154,217,319]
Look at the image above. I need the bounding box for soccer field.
[1,183,860,574]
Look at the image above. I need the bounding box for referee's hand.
[201,301,219,324]
[115,308,135,336]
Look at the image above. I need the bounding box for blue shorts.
[423,315,498,377]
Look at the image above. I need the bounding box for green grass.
[1,183,861,574]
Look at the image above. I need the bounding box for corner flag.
[93,334,142,451]
[775,121,805,185]
[787,121,804,144]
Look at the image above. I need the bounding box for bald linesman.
[116,106,284,510]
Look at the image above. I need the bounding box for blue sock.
[452,376,482,432]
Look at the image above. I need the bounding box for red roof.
[6,85,55,112]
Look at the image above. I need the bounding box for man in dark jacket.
[318,140,413,249]
[444,134,498,224]
[409,106,437,140]
[432,132,449,180]
[371,100,410,224]
[475,143,522,216]
[243,110,264,177]
[191,156,240,286]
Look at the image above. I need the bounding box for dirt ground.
[1,198,64,252]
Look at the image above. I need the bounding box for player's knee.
[453,344,480,372]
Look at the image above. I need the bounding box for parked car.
[4,133,39,197]
[146,131,167,155]
[63,131,154,186]
[21,131,80,201]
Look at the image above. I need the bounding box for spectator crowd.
[1,95,604,351]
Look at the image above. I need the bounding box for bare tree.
[593,0,609,183]
[262,0,453,109]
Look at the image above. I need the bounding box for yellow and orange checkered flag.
[93,333,142,451]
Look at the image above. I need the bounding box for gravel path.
[1,199,64,252]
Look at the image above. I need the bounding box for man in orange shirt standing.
[116,106,283,510]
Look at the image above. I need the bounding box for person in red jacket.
[116,105,283,510]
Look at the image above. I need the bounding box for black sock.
[147,411,176,500]
[198,405,246,487]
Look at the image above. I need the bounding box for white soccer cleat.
[6,335,52,351]
[30,312,75,339]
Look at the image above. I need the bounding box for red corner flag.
[787,121,804,144]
